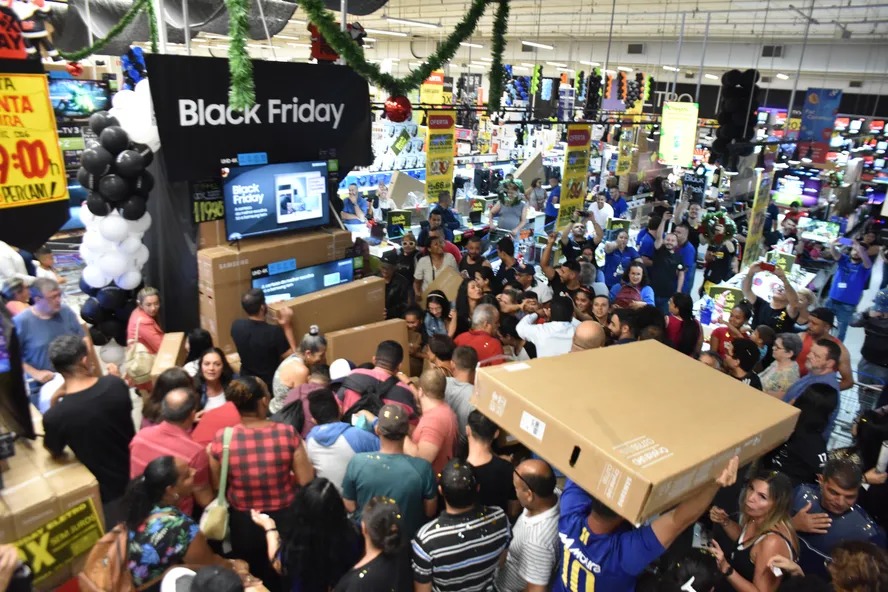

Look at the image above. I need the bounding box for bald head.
[571,321,606,352]
[514,459,557,510]
[161,388,198,424]
[419,369,446,400]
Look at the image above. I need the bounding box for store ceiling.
[281,0,888,42]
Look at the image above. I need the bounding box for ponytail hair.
[362,497,404,556]
[225,376,269,414]
[671,292,699,355]
[123,456,178,529]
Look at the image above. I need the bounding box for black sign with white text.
[145,55,373,181]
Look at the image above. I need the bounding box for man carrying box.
[554,456,738,592]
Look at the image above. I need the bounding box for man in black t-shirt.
[230,288,296,390]
[494,236,518,292]
[43,335,134,526]
[541,233,582,300]
[724,337,763,390]
[459,235,492,279]
[647,213,686,312]
[742,262,800,333]
[466,410,519,519]
[702,238,738,295]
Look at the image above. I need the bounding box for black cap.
[809,307,836,327]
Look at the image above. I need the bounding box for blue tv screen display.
[252,258,354,303]
[223,161,329,241]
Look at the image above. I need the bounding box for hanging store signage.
[798,88,842,164]
[425,110,456,202]
[615,137,634,176]
[658,101,698,166]
[556,123,591,231]
[146,54,373,182]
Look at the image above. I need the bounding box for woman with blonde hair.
[709,468,799,591]
[794,287,816,332]
[127,286,164,355]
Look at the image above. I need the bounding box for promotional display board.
[425,110,456,202]
[658,101,699,166]
[798,88,843,164]
[740,169,774,270]
[146,55,373,182]
[556,123,591,231]
[615,137,633,176]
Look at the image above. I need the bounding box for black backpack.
[270,399,306,434]
[339,374,401,424]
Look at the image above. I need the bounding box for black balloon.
[99,126,130,155]
[80,297,107,325]
[115,300,137,322]
[81,146,113,176]
[98,319,123,340]
[722,69,743,87]
[96,285,128,310]
[133,171,154,197]
[99,174,130,203]
[131,143,154,168]
[77,167,99,191]
[121,196,147,220]
[79,276,100,297]
[114,323,128,346]
[86,192,111,216]
[115,150,145,178]
[89,325,110,347]
[88,111,120,136]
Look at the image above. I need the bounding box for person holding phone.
[824,238,873,341]
[742,263,801,334]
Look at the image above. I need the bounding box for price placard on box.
[0,73,68,209]
[190,179,225,223]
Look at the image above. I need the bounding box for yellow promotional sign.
[658,101,699,166]
[420,70,445,106]
[0,73,68,209]
[740,169,774,270]
[615,137,633,176]
[425,110,456,203]
[556,124,592,231]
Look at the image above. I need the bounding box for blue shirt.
[433,207,462,232]
[342,196,369,224]
[554,480,666,592]
[792,484,886,580]
[677,242,696,293]
[609,283,656,306]
[611,197,629,219]
[13,307,84,392]
[638,232,656,259]
[829,254,872,305]
[603,247,639,288]
[546,186,561,218]
[782,372,841,439]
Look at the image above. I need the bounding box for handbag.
[200,427,233,540]
[124,316,155,385]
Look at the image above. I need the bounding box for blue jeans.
[824,298,857,341]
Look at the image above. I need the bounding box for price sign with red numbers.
[0,73,68,209]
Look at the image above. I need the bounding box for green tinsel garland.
[225,0,254,110]
[58,0,156,61]
[486,0,509,113]
[295,0,507,111]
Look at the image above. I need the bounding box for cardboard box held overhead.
[269,277,386,341]
[473,341,800,523]
[326,320,410,374]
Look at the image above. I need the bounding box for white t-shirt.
[0,241,34,285]
[203,393,226,412]
[586,202,614,234]
[495,499,561,591]
[413,253,458,293]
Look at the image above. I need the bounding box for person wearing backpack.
[336,341,418,424]
[124,456,240,589]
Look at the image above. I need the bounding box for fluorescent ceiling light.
[520,62,537,68]
[247,44,267,49]
[289,18,307,25]
[460,42,483,49]
[546,61,568,68]
[191,38,209,43]
[580,60,600,66]
[558,68,575,72]
[604,69,616,75]
[203,33,229,40]
[663,65,680,72]
[275,35,299,41]
[617,66,633,72]
[363,37,377,42]
[513,66,530,71]
[479,57,493,62]
[522,40,554,50]
[364,28,409,37]
[704,73,719,80]
[287,43,311,48]
[383,15,441,29]
[776,73,790,80]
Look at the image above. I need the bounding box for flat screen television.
[251,257,354,304]
[223,161,330,241]
[799,220,841,243]
[48,78,111,120]
[0,308,35,439]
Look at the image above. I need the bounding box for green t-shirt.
[342,452,437,538]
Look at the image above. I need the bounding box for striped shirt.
[412,505,511,592]
[495,500,560,591]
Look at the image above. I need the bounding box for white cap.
[329,358,355,382]
[161,567,196,592]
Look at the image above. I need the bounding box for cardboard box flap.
[326,320,410,374]
[151,332,187,381]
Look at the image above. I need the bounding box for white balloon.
[120,236,142,255]
[111,89,137,111]
[99,215,129,243]
[84,230,112,253]
[98,252,129,279]
[131,211,152,234]
[115,270,142,291]
[135,79,151,98]
[134,244,150,267]
[78,243,96,265]
[79,206,95,227]
[82,265,110,289]
[100,342,126,366]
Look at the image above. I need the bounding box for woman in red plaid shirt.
[209,376,315,592]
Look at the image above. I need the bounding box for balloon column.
[711,69,761,167]
[77,106,155,364]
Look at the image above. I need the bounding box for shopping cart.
[828,370,886,450]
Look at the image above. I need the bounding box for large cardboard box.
[473,341,800,523]
[198,228,353,353]
[421,266,463,307]
[0,412,104,589]
[151,332,187,382]
[326,320,410,374]
[269,277,387,343]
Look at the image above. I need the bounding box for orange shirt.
[412,402,458,475]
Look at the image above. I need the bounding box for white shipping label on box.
[519,410,546,440]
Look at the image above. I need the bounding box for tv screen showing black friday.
[223,161,329,240]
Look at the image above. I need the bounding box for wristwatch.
[723,565,735,577]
